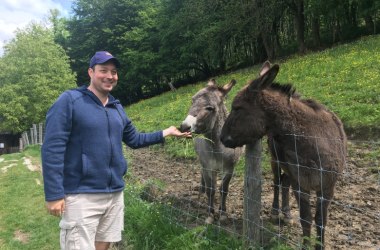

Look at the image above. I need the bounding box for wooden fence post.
[38,123,43,144]
[33,124,38,145]
[30,128,34,145]
[22,132,29,147]
[243,140,262,248]
[19,138,23,151]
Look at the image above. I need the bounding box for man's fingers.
[48,208,64,217]
[46,199,65,217]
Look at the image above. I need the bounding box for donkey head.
[180,79,236,135]
[220,61,279,148]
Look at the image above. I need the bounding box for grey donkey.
[180,79,243,224]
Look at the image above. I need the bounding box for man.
[42,51,191,250]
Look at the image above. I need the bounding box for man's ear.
[88,67,94,77]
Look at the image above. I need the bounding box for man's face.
[88,62,118,94]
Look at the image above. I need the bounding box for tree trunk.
[332,18,343,43]
[293,0,306,53]
[364,15,375,34]
[311,16,321,48]
[350,1,358,27]
[260,33,275,61]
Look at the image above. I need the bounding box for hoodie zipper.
[105,107,113,189]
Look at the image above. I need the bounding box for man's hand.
[163,126,192,138]
[46,199,65,217]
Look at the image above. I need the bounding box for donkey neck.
[204,104,228,146]
[261,91,305,136]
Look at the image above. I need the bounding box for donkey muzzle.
[180,115,196,132]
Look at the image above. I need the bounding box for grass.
[1,35,380,249]
[126,35,380,159]
[0,145,60,250]
[123,172,295,249]
[0,146,289,250]
[275,36,380,129]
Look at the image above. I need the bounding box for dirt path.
[126,140,379,249]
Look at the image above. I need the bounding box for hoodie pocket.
[81,154,89,177]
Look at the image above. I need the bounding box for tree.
[0,23,76,133]
[49,9,71,49]
[358,0,380,34]
[62,0,379,106]
[66,0,147,103]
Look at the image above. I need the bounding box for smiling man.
[87,51,120,104]
[41,51,191,250]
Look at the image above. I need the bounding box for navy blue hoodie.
[42,86,164,201]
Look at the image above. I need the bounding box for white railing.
[19,123,44,150]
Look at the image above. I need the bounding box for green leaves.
[0,23,76,133]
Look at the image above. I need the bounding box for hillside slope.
[126,35,380,146]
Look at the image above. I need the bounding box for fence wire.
[127,135,379,249]
[0,130,378,249]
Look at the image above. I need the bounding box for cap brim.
[99,58,121,68]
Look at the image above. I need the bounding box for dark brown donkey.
[220,62,347,249]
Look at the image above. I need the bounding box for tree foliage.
[0,23,76,133]
[0,0,377,137]
[61,0,379,105]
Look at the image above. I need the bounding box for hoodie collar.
[76,85,120,106]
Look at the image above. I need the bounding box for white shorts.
[59,191,124,250]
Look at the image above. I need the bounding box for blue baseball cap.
[89,51,121,68]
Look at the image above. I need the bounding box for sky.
[0,0,73,55]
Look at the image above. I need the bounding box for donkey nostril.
[179,124,191,132]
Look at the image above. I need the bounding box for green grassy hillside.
[126,35,380,158]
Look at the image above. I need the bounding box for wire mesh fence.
[1,127,378,249]
[126,135,380,249]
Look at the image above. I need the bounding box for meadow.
[127,35,380,158]
[0,35,379,249]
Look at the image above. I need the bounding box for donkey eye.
[205,106,215,111]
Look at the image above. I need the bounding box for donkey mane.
[270,82,296,98]
[269,82,324,112]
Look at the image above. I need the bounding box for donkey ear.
[259,64,279,89]
[207,78,216,86]
[221,79,236,95]
[259,61,271,76]
[248,64,279,92]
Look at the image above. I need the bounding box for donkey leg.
[292,185,312,249]
[200,173,206,193]
[271,161,281,220]
[203,169,216,224]
[314,190,333,250]
[281,173,293,223]
[219,171,233,221]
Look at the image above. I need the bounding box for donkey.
[180,79,243,224]
[220,62,347,249]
